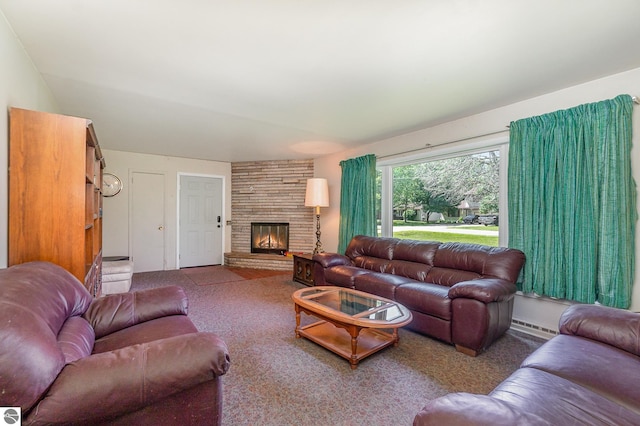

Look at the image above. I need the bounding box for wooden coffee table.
[292,286,413,369]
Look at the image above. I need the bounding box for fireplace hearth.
[251,222,289,255]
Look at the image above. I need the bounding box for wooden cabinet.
[9,108,105,296]
[293,253,315,286]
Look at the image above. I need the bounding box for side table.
[293,253,315,286]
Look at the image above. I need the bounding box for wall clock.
[102,173,123,197]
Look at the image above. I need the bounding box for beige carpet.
[132,267,546,426]
[182,265,289,285]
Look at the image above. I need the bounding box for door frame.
[176,172,226,269]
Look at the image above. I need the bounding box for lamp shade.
[304,178,329,207]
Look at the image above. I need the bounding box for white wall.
[102,149,232,270]
[0,10,59,268]
[315,67,640,332]
[0,9,233,272]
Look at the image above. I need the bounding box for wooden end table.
[292,253,315,286]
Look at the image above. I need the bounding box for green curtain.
[338,154,377,253]
[508,94,636,308]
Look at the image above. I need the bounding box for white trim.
[377,135,508,167]
[379,166,393,237]
[377,135,510,242]
[498,143,510,246]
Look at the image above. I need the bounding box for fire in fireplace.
[250,222,289,255]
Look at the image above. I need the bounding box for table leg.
[294,304,301,338]
[348,325,362,369]
[392,328,400,347]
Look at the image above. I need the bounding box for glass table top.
[295,287,405,322]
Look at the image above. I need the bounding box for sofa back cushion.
[387,239,439,280]
[346,235,396,272]
[393,239,439,264]
[346,235,395,260]
[344,236,524,285]
[0,262,93,412]
[428,242,524,285]
[387,260,431,281]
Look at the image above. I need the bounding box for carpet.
[131,268,546,426]
[182,265,290,285]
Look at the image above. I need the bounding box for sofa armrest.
[414,393,540,426]
[559,304,640,356]
[26,332,230,425]
[313,252,353,268]
[448,278,516,303]
[84,286,189,338]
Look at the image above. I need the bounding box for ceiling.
[2,1,640,162]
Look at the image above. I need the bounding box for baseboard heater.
[511,319,558,340]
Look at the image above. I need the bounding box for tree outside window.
[378,149,501,246]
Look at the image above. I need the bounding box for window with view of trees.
[377,147,504,247]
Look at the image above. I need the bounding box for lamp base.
[313,213,324,254]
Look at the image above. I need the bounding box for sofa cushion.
[489,367,640,425]
[345,235,396,260]
[393,239,439,264]
[85,286,189,338]
[432,242,525,282]
[559,303,640,357]
[93,315,199,354]
[351,256,392,272]
[353,272,411,300]
[425,267,481,287]
[5,261,93,336]
[0,261,93,412]
[58,316,95,364]
[521,334,640,414]
[413,392,545,426]
[387,260,431,281]
[324,265,371,288]
[395,283,451,321]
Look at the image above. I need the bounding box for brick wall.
[230,160,316,254]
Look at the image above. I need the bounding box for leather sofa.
[414,303,640,425]
[313,235,525,356]
[0,261,230,425]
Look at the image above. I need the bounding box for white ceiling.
[2,0,640,162]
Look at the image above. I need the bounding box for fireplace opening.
[251,222,289,255]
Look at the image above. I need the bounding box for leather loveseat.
[0,261,230,425]
[414,303,640,425]
[313,235,525,356]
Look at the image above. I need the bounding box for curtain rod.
[378,96,638,160]
[376,129,508,160]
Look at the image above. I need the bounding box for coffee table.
[292,286,413,369]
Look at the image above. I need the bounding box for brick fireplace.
[225,160,316,270]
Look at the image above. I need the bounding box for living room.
[3,1,640,334]
[2,2,640,424]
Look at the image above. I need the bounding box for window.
[377,139,508,247]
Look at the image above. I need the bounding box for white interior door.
[131,172,165,272]
[179,175,223,268]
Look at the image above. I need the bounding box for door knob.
[158,225,164,230]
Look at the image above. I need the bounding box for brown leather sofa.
[0,261,230,425]
[313,235,525,356]
[414,303,640,425]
